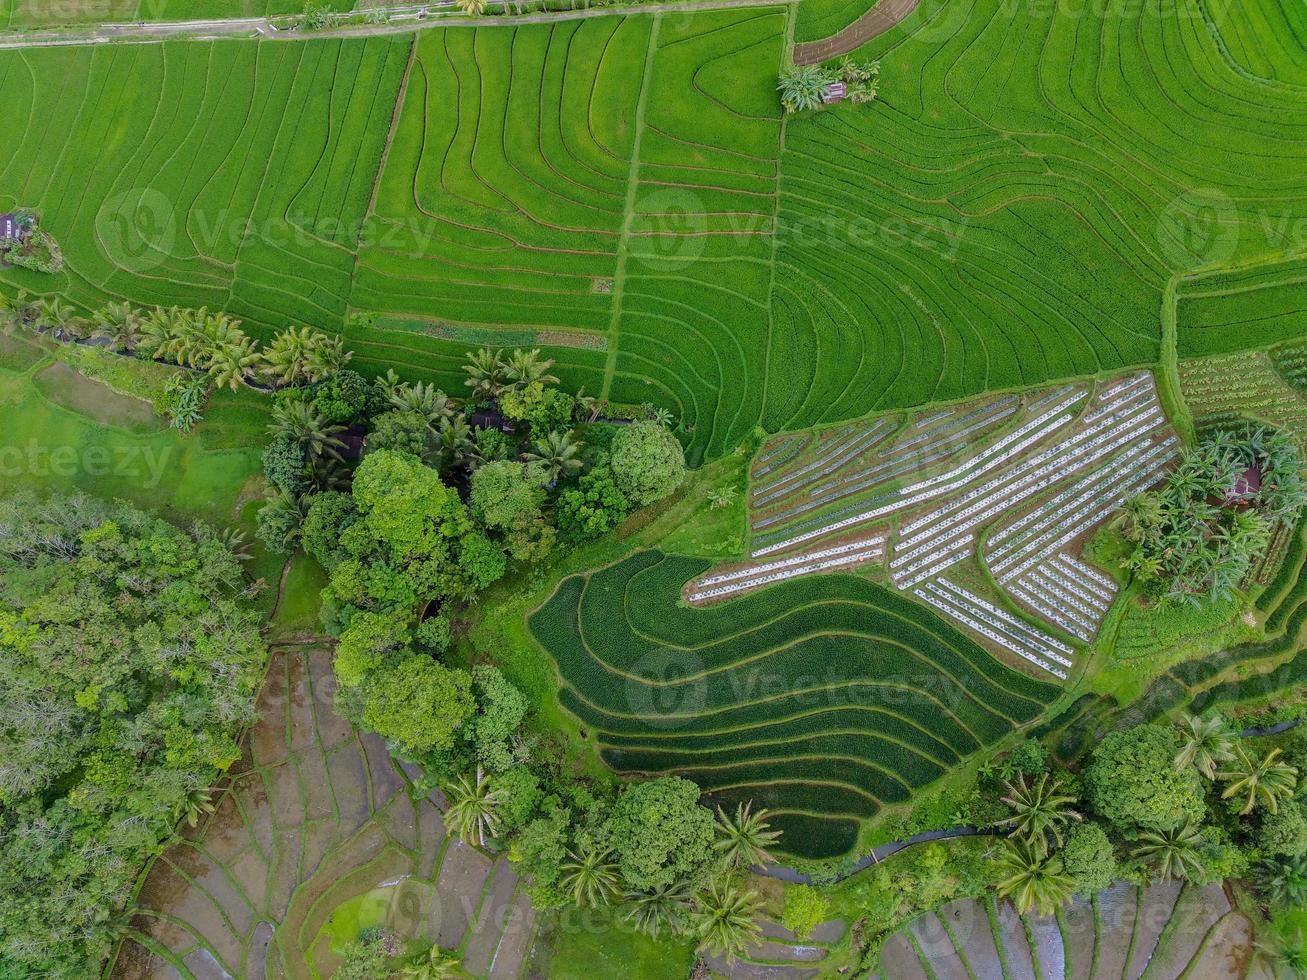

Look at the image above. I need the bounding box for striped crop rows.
[529,550,1059,858]
[688,371,1179,680]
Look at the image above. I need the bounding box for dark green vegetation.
[1121,427,1304,606]
[530,550,1059,858]
[0,491,267,977]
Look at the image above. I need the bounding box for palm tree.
[32,296,76,336]
[257,488,310,551]
[503,348,559,392]
[992,839,1074,917]
[268,400,347,461]
[777,64,830,114]
[524,430,584,483]
[1220,746,1299,815]
[390,381,455,427]
[206,333,262,391]
[1173,712,1236,780]
[90,301,144,353]
[573,387,602,423]
[1132,822,1205,882]
[176,786,216,829]
[401,944,461,979]
[0,289,31,335]
[691,879,762,963]
[455,0,486,14]
[436,415,475,471]
[308,330,351,380]
[445,768,502,848]
[625,879,693,938]
[463,348,507,399]
[993,772,1082,857]
[261,326,339,387]
[559,843,620,908]
[1257,855,1307,910]
[713,802,782,870]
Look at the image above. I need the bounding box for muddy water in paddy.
[109,648,536,980]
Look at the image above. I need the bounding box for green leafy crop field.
[528,550,1058,858]
[4,0,1304,465]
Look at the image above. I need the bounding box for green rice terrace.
[2,0,1307,976]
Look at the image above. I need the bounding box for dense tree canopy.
[606,777,716,892]
[609,421,687,507]
[0,492,266,977]
[1086,726,1207,832]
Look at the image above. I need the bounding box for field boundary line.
[600,12,660,399]
[364,34,418,220]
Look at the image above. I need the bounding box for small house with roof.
[822,81,848,104]
[0,213,26,244]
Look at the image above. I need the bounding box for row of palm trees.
[1,291,350,392]
[443,769,779,961]
[993,713,1302,917]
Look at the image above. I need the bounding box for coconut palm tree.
[1257,855,1307,910]
[692,879,762,963]
[445,769,502,848]
[90,301,144,353]
[176,785,216,829]
[390,381,455,427]
[436,415,475,471]
[261,326,332,387]
[1132,822,1205,882]
[0,288,31,335]
[992,839,1074,917]
[625,879,693,938]
[31,296,76,336]
[463,347,507,399]
[401,944,461,979]
[455,0,486,14]
[503,348,559,392]
[777,64,830,114]
[713,802,782,870]
[560,843,621,908]
[573,387,602,423]
[206,333,262,391]
[993,772,1082,857]
[268,399,347,462]
[308,330,351,380]
[524,430,584,483]
[1220,746,1299,815]
[1173,712,1237,780]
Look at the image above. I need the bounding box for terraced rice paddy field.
[878,881,1260,979]
[113,648,539,980]
[4,0,1306,464]
[1179,342,1307,453]
[529,549,1060,859]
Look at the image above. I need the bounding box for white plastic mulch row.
[1024,568,1104,629]
[1051,553,1118,600]
[895,395,1164,559]
[913,579,1069,679]
[1006,580,1094,643]
[890,396,1020,454]
[889,534,976,591]
[691,534,887,588]
[752,434,806,478]
[1096,372,1152,403]
[685,543,885,603]
[914,408,955,429]
[987,428,1168,557]
[993,439,1180,583]
[751,393,1084,558]
[751,420,894,506]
